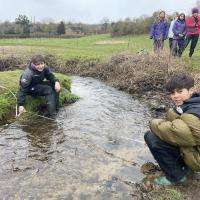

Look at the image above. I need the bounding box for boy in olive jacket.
[144,74,200,185]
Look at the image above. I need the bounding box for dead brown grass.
[1,53,199,102]
[0,56,26,71]
[61,53,193,96]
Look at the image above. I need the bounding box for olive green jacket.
[150,109,200,171]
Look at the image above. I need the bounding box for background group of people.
[150,7,200,57]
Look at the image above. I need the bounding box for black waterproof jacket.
[178,92,200,118]
[17,64,58,106]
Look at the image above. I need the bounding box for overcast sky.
[0,0,197,24]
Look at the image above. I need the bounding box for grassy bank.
[0,70,79,123]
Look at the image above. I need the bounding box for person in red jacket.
[184,8,200,58]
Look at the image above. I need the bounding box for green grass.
[153,189,184,200]
[0,34,152,61]
[0,34,198,68]
[0,70,79,122]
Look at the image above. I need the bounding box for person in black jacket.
[17,54,61,118]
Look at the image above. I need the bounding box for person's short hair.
[31,54,46,65]
[165,73,194,93]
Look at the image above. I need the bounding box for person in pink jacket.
[184,7,200,58]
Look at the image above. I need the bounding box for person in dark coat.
[172,13,186,57]
[17,54,61,118]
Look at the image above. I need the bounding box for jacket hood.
[177,19,185,23]
[181,92,200,117]
[28,63,46,73]
[28,63,38,72]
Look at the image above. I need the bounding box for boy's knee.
[44,85,53,95]
[144,131,161,149]
[144,131,152,142]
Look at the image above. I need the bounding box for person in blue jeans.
[144,74,200,186]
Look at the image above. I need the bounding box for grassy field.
[0,34,157,60]
[0,34,199,68]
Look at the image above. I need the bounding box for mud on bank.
[55,53,200,111]
[1,53,199,111]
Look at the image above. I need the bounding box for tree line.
[1,0,200,39]
[0,15,155,38]
[0,12,174,38]
[0,14,107,38]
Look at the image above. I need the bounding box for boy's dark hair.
[31,54,46,65]
[165,73,194,93]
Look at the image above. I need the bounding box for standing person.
[168,12,179,54]
[150,10,169,53]
[172,13,187,57]
[144,73,200,185]
[17,54,61,118]
[184,8,200,58]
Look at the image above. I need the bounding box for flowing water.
[0,76,154,199]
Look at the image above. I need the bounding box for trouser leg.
[189,34,199,57]
[30,83,57,117]
[177,39,185,57]
[169,38,173,50]
[153,40,159,53]
[144,131,188,182]
[46,92,56,117]
[172,39,178,56]
[184,34,191,50]
[54,91,60,111]
[154,39,164,53]
[42,81,60,111]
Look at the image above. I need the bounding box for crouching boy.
[17,54,61,118]
[144,73,200,185]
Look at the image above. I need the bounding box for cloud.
[0,0,197,23]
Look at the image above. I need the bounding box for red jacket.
[186,16,200,35]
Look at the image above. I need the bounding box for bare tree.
[57,21,65,35]
[15,14,31,34]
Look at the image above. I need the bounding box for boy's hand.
[55,81,61,92]
[19,106,26,113]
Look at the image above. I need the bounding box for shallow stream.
[0,76,153,199]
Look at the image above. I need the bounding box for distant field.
[0,34,152,60]
[0,34,198,68]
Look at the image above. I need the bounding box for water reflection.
[22,120,56,161]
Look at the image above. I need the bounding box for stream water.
[0,76,154,199]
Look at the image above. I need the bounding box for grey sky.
[0,0,197,23]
